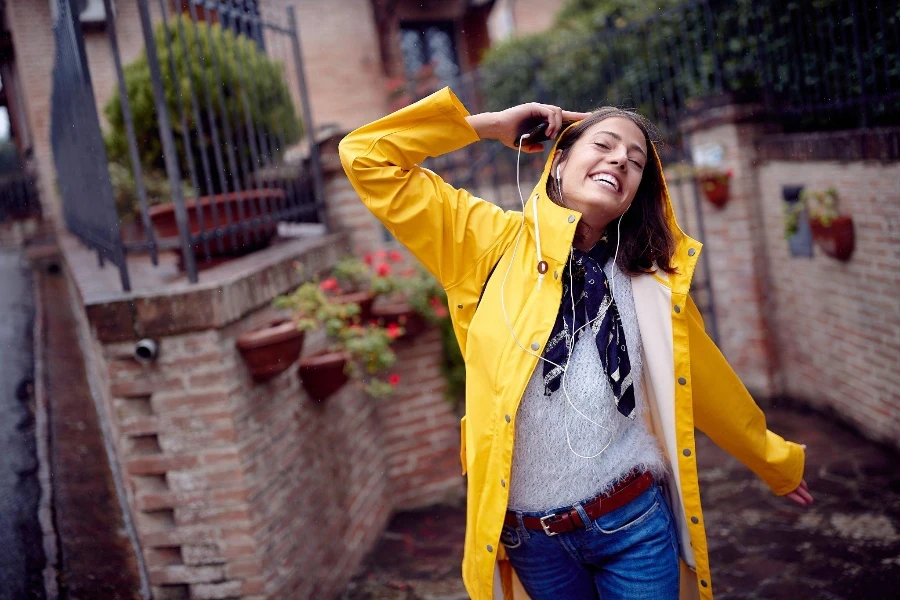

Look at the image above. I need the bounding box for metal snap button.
[688,248,696,256]
[568,215,576,223]
[683,448,692,457]
[678,377,687,385]
[531,342,540,351]
[674,305,681,313]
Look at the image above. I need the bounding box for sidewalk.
[0,248,43,600]
[340,406,900,600]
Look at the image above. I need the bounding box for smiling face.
[553,116,648,230]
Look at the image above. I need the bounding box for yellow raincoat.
[339,88,805,600]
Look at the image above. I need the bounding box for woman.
[339,88,813,600]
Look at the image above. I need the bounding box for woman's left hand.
[785,444,813,506]
[785,479,813,506]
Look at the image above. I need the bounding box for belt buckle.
[539,514,560,537]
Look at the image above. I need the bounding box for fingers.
[562,110,592,121]
[521,142,545,154]
[787,492,809,507]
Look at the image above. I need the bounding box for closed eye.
[595,143,610,150]
[630,159,644,169]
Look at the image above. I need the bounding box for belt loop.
[515,512,531,541]
[572,502,593,532]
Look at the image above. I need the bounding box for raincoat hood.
[522,120,687,274]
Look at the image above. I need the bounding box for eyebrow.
[594,130,647,158]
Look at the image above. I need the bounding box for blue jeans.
[502,480,680,600]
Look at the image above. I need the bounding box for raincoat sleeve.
[338,87,512,289]
[686,296,806,496]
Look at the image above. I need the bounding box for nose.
[608,147,628,169]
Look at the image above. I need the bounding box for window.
[399,21,460,88]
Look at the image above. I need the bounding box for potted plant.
[695,168,733,208]
[275,281,402,402]
[236,318,306,382]
[802,187,855,261]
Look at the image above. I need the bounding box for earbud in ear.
[556,165,561,181]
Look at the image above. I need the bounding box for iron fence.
[51,0,130,290]
[51,0,326,290]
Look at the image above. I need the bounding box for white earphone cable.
[501,132,625,460]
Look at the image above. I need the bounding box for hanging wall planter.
[809,215,855,261]
[695,169,733,208]
[236,319,305,382]
[297,351,350,402]
[802,187,855,261]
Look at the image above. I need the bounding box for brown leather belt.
[504,470,654,536]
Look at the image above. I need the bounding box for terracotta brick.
[148,565,225,586]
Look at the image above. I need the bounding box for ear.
[551,149,563,173]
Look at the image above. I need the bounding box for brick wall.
[684,110,900,449]
[756,159,900,447]
[61,232,463,598]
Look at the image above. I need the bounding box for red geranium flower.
[364,253,374,265]
[388,373,401,386]
[433,305,448,318]
[386,322,401,339]
[388,250,403,263]
[319,278,338,291]
[401,268,416,277]
[376,263,392,276]
[375,249,387,260]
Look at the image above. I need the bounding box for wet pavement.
[340,406,900,599]
[0,248,45,600]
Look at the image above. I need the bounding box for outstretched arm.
[686,296,812,506]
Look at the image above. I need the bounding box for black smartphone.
[513,116,551,147]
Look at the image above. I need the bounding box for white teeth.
[591,174,619,191]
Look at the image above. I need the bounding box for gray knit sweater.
[507,258,670,512]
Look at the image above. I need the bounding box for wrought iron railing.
[50,0,327,291]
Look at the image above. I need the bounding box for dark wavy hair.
[546,107,677,275]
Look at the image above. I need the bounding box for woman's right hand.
[465,103,592,153]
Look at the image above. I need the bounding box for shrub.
[104,15,302,199]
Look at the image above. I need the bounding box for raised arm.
[338,88,591,288]
[338,88,512,288]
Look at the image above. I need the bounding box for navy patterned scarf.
[542,234,636,419]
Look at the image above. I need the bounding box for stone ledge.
[61,232,350,343]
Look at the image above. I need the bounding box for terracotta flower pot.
[332,291,376,322]
[697,176,730,208]
[236,319,305,382]
[372,302,427,339]
[148,188,286,262]
[297,351,350,403]
[809,215,855,261]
